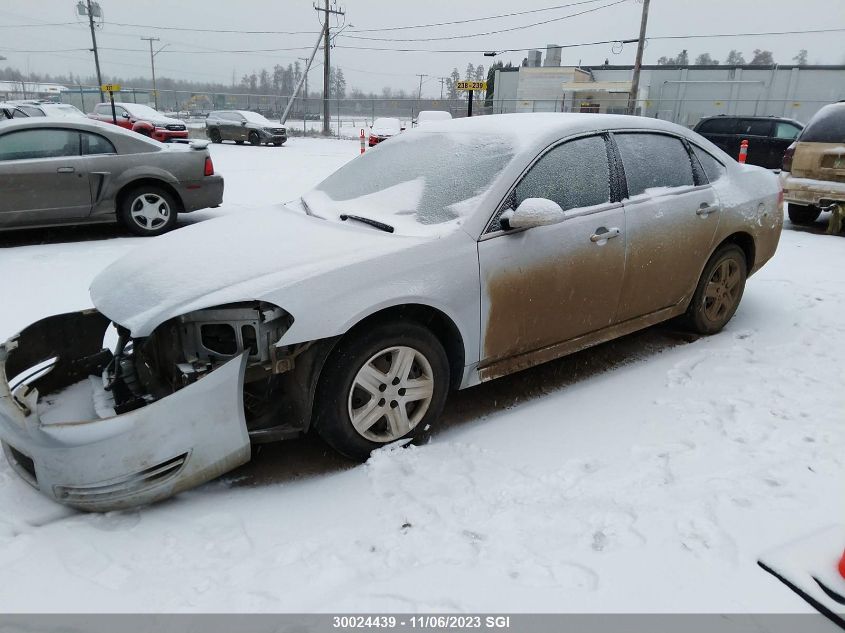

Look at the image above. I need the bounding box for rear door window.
[800,105,845,143]
[737,119,773,136]
[615,133,695,197]
[697,118,736,134]
[0,129,80,161]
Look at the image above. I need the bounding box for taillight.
[204,156,214,176]
[782,142,796,173]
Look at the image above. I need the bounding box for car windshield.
[303,131,515,235]
[125,104,163,118]
[241,111,271,124]
[42,104,85,118]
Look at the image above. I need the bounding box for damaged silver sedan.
[0,113,783,511]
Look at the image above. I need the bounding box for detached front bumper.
[0,310,251,512]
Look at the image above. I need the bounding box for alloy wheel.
[347,345,435,442]
[704,257,742,322]
[129,193,170,231]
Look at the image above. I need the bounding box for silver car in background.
[0,118,223,236]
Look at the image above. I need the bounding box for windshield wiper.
[300,196,313,216]
[340,214,394,233]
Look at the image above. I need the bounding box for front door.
[0,128,92,227]
[479,134,627,368]
[612,132,720,321]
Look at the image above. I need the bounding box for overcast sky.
[0,0,842,95]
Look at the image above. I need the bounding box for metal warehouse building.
[491,63,845,127]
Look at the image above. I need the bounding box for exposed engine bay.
[105,301,330,440]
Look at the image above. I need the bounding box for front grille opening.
[8,445,37,483]
[201,323,237,355]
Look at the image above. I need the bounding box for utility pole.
[416,74,427,100]
[298,56,310,118]
[628,0,650,116]
[141,36,162,109]
[79,0,104,102]
[315,0,344,135]
[439,77,446,99]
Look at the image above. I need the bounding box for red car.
[89,102,188,143]
[368,117,402,146]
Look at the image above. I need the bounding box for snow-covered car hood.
[89,207,421,337]
[149,115,185,126]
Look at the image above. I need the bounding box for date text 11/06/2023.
[332,616,511,629]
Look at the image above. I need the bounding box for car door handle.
[590,227,621,242]
[696,202,719,216]
[56,167,75,174]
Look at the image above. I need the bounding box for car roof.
[417,113,707,153]
[697,114,804,125]
[0,116,140,136]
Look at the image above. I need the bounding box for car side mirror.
[500,198,565,230]
[241,121,247,126]
[121,113,130,119]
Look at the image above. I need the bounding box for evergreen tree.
[792,49,808,65]
[750,49,775,65]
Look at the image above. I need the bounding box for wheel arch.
[337,303,467,391]
[715,231,756,273]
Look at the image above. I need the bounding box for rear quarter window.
[800,105,845,143]
[691,145,727,183]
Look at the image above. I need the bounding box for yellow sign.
[101,83,121,92]
[456,80,487,91]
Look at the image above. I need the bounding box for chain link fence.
[38,84,839,138]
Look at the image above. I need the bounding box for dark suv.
[693,115,804,169]
[205,110,287,146]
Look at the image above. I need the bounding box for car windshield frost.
[303,132,515,234]
[241,111,272,124]
[126,104,163,118]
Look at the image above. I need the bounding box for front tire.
[118,186,178,237]
[248,131,260,146]
[684,244,747,335]
[787,203,821,225]
[314,322,450,461]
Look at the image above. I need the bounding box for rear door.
[736,119,774,167]
[613,132,720,322]
[695,117,738,155]
[0,128,92,227]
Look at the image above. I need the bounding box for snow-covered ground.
[0,139,842,613]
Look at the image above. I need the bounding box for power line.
[343,0,628,42]
[108,22,320,35]
[0,22,78,28]
[3,27,844,57]
[350,0,608,32]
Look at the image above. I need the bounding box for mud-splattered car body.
[0,114,782,510]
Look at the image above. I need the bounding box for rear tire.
[118,185,178,237]
[313,322,450,461]
[683,244,747,335]
[787,203,821,225]
[208,128,222,143]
